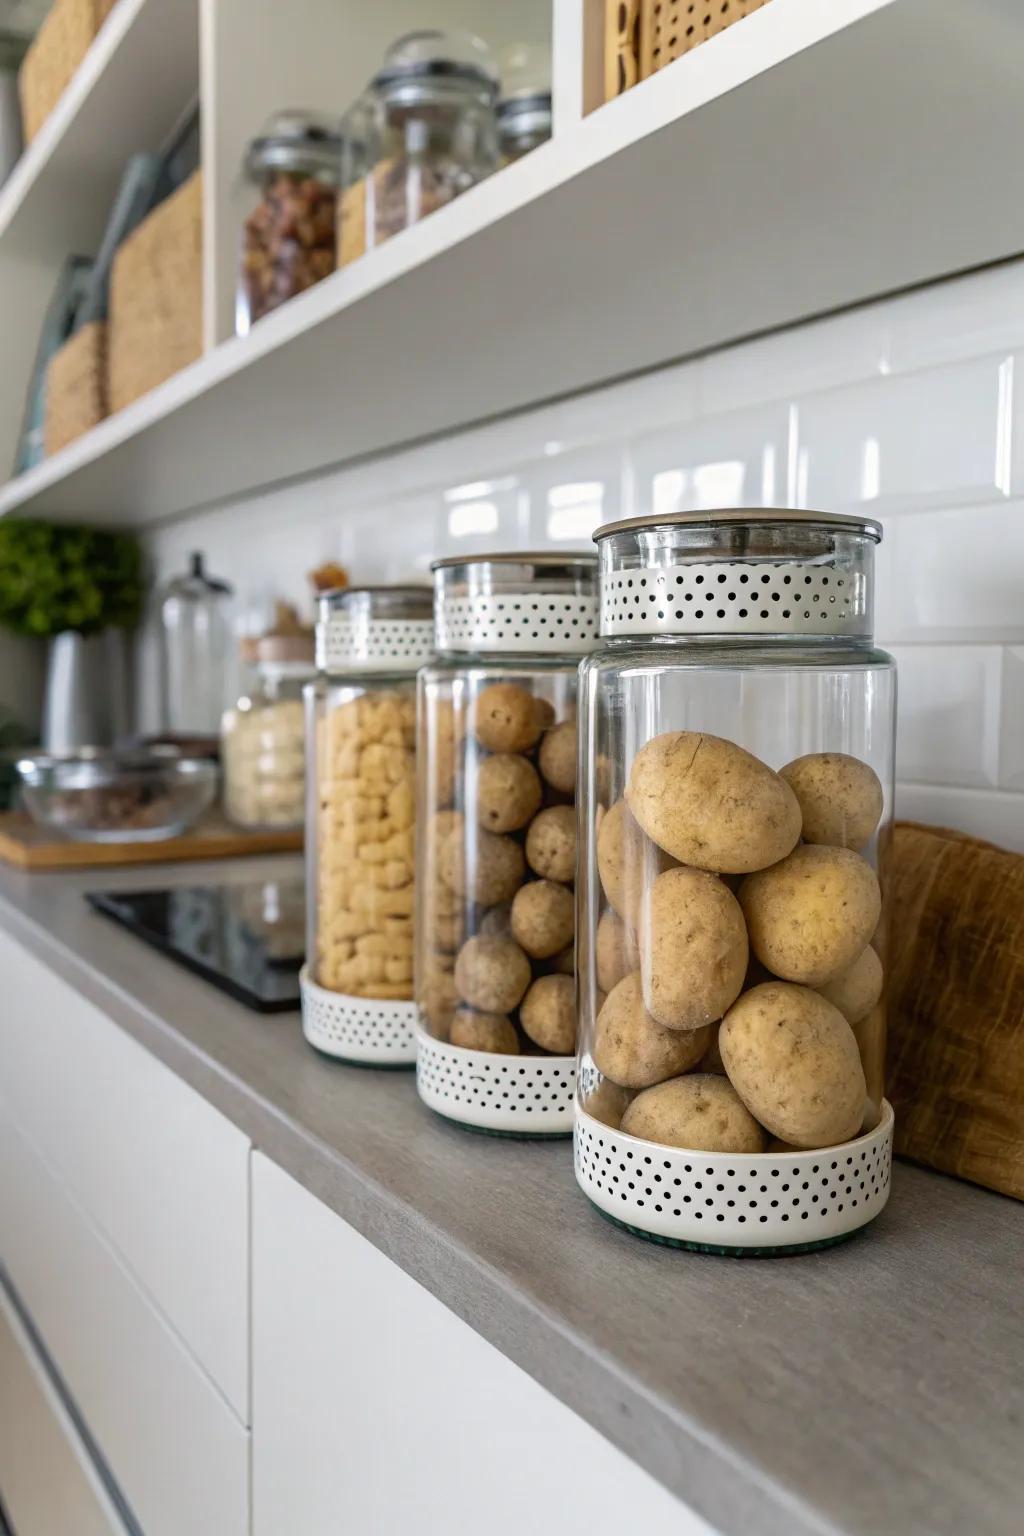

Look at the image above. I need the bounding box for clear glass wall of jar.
[416,553,599,1136]
[575,511,897,1253]
[301,587,434,1066]
[221,637,315,831]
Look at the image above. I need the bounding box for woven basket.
[18,0,119,143]
[604,0,772,99]
[108,170,203,415]
[44,319,107,454]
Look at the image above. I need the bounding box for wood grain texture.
[0,809,302,869]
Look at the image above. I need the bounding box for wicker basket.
[44,319,107,454]
[18,0,119,143]
[108,170,203,415]
[604,0,772,100]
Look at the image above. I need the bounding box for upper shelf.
[2,0,1023,525]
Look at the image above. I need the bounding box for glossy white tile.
[875,501,1024,645]
[999,647,1024,792]
[889,645,1003,789]
[698,307,888,416]
[628,406,790,518]
[887,263,1024,373]
[894,783,1024,854]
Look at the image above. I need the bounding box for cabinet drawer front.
[0,1109,249,1536]
[0,927,249,1418]
[0,1284,130,1536]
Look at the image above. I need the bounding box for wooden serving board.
[0,811,303,871]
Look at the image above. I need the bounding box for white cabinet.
[251,1153,711,1536]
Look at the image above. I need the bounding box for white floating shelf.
[2,0,1023,525]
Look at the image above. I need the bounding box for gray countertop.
[0,856,1021,1536]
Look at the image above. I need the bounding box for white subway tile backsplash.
[888,645,1003,789]
[875,501,1024,645]
[628,406,790,518]
[887,263,1024,374]
[999,648,1024,792]
[895,784,1024,855]
[698,307,888,416]
[521,446,625,549]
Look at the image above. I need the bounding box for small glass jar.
[575,510,896,1253]
[336,94,375,269]
[416,553,599,1136]
[238,109,341,335]
[221,638,315,831]
[367,29,499,250]
[301,586,434,1066]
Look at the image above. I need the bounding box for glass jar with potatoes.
[415,553,599,1136]
[574,511,896,1253]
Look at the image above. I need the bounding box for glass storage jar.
[575,510,896,1253]
[221,637,315,830]
[496,42,552,163]
[367,29,498,250]
[159,552,233,739]
[238,109,341,334]
[416,553,599,1136]
[301,586,434,1065]
[336,94,375,269]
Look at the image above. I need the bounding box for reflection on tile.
[523,446,625,548]
[629,406,790,517]
[889,645,1002,788]
[434,475,526,559]
[875,502,1024,645]
[999,648,1024,791]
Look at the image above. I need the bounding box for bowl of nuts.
[16,748,218,843]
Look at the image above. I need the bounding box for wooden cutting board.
[0,810,303,870]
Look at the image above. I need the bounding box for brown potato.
[719,981,866,1148]
[474,753,542,833]
[520,974,576,1054]
[454,935,531,1015]
[525,804,576,883]
[450,1008,520,1054]
[511,879,575,959]
[595,908,639,994]
[639,866,748,1030]
[583,1077,632,1131]
[700,1024,725,1075]
[818,945,883,1024]
[739,844,881,986]
[779,752,884,850]
[538,721,577,794]
[626,731,801,873]
[479,902,513,939]
[621,1074,764,1153]
[592,972,711,1089]
[545,943,575,976]
[596,798,673,928]
[439,826,525,906]
[472,683,547,753]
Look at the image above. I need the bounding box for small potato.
[720,981,866,1148]
[450,1007,519,1054]
[596,798,673,928]
[621,1074,764,1154]
[818,945,883,1025]
[472,683,547,753]
[639,866,748,1030]
[479,902,513,939]
[511,879,575,959]
[545,943,575,976]
[739,844,881,986]
[780,752,884,850]
[583,1077,632,1131]
[626,731,802,873]
[474,753,542,833]
[454,935,532,1015]
[525,804,576,883]
[700,1024,725,1075]
[538,721,577,794]
[595,908,639,994]
[520,974,576,1054]
[593,972,711,1089]
[439,826,525,906]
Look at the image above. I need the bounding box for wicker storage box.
[108,170,203,415]
[604,0,772,101]
[44,319,107,454]
[18,0,119,143]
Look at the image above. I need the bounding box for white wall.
[145,258,1024,852]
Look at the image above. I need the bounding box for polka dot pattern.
[437,595,599,655]
[600,561,869,638]
[317,618,435,673]
[416,1027,575,1135]
[301,968,417,1065]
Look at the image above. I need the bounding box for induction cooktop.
[86,880,304,1012]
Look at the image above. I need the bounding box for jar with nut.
[416,553,599,1136]
[575,510,897,1253]
[301,586,434,1065]
[221,635,315,830]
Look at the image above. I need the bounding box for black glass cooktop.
[86,881,305,1012]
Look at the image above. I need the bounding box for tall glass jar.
[159,552,233,739]
[367,30,498,250]
[221,638,315,830]
[416,553,599,1136]
[575,510,896,1253]
[301,587,434,1066]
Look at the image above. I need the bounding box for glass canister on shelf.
[496,42,552,163]
[367,29,499,250]
[159,552,233,739]
[221,634,315,830]
[238,109,342,334]
[301,586,435,1065]
[416,553,600,1136]
[574,510,896,1253]
[336,94,375,269]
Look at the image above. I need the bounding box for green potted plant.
[0,519,145,753]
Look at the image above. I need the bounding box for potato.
[592,972,711,1089]
[511,879,575,959]
[596,798,673,927]
[439,826,525,906]
[639,866,748,1030]
[780,752,884,850]
[454,935,531,1015]
[595,908,639,994]
[525,804,576,883]
[621,1074,764,1153]
[545,943,575,977]
[520,974,576,1054]
[817,945,883,1024]
[450,1008,520,1054]
[719,981,866,1148]
[626,731,802,873]
[700,1024,725,1075]
[479,902,513,939]
[583,1077,632,1130]
[472,683,547,753]
[474,753,542,833]
[538,721,577,794]
[739,844,881,986]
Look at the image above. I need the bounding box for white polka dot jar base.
[416,1028,575,1137]
[575,1100,894,1255]
[301,968,417,1067]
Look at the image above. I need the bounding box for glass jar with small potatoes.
[575,510,896,1254]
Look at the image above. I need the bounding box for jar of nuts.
[575,510,897,1254]
[301,586,434,1065]
[237,109,342,335]
[415,553,599,1136]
